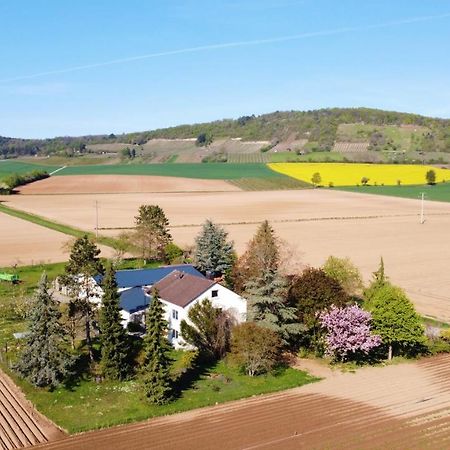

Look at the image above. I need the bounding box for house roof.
[152,270,216,308]
[95,264,204,289]
[119,287,150,314]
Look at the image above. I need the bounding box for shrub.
[164,243,184,264]
[426,169,436,185]
[230,322,281,376]
[196,133,213,147]
[440,329,450,342]
[3,170,49,190]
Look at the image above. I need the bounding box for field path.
[48,166,66,176]
[0,370,64,449]
[37,355,450,449]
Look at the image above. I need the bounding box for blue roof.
[119,287,150,314]
[95,264,204,289]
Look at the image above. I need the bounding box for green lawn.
[337,183,450,203]
[0,160,58,181]
[8,358,316,433]
[0,262,66,349]
[54,163,282,179]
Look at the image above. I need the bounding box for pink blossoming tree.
[320,305,381,362]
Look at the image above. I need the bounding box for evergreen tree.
[99,263,130,380]
[60,235,103,362]
[14,274,72,389]
[132,205,172,263]
[368,283,425,360]
[246,268,302,347]
[142,289,172,404]
[194,220,234,276]
[364,257,388,304]
[233,220,280,294]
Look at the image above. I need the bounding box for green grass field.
[54,163,280,179]
[0,160,58,181]
[230,177,311,191]
[0,262,66,349]
[7,357,316,433]
[337,183,450,203]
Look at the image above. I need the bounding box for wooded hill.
[2,108,450,160]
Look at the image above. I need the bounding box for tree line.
[1,170,49,193]
[2,107,450,157]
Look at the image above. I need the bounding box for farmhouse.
[77,264,247,347]
[150,270,247,348]
[91,264,204,324]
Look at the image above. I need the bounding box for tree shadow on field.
[171,356,217,400]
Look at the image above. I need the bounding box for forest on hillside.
[2,108,450,158]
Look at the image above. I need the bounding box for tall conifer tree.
[243,221,302,346]
[60,235,103,362]
[14,274,72,388]
[233,220,279,293]
[142,289,172,404]
[99,264,130,380]
[194,220,234,276]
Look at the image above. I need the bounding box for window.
[172,329,179,339]
[211,290,218,298]
[172,309,178,320]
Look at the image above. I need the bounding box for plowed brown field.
[0,213,73,267]
[0,212,114,267]
[18,175,240,194]
[37,355,450,450]
[0,370,64,449]
[4,187,450,321]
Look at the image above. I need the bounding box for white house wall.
[161,284,247,349]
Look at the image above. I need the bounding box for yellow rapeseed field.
[268,163,450,186]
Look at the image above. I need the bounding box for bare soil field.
[3,189,450,320]
[0,211,113,267]
[37,355,450,449]
[18,175,240,195]
[0,370,64,449]
[0,213,74,267]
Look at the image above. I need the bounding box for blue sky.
[1,0,449,138]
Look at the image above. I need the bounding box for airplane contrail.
[1,12,449,84]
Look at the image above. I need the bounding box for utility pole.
[420,192,425,224]
[95,200,99,238]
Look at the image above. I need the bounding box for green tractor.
[0,272,20,283]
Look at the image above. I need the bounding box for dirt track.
[0,370,64,449]
[37,355,450,449]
